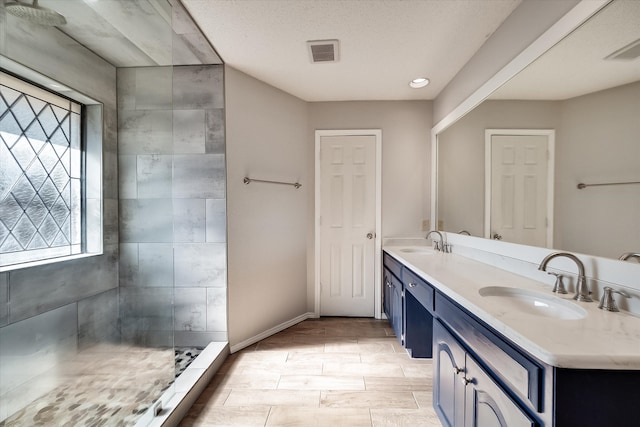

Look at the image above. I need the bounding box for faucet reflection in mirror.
[426,230,449,253]
[619,252,640,262]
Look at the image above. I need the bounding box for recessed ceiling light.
[409,78,430,89]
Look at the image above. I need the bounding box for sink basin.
[478,286,587,320]
[399,247,433,254]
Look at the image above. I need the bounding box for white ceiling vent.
[307,39,339,63]
[605,38,640,61]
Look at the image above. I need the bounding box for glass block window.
[0,71,82,268]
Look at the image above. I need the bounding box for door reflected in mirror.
[436,0,640,260]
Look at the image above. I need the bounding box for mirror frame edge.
[430,0,610,234]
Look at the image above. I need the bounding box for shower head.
[5,0,67,26]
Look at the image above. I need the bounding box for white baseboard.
[230,312,318,353]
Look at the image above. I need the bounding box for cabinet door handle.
[408,282,417,288]
[461,376,473,386]
[453,367,463,375]
[385,280,392,288]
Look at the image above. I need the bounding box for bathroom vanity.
[383,246,640,427]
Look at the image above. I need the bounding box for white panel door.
[490,135,548,247]
[320,135,376,316]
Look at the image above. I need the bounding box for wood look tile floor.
[179,318,442,427]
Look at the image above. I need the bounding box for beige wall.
[556,81,640,258]
[226,71,433,344]
[309,101,433,236]
[225,66,310,346]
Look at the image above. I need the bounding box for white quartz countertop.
[384,245,640,370]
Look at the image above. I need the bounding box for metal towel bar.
[244,177,301,189]
[577,181,640,189]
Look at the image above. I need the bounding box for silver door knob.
[366,233,374,239]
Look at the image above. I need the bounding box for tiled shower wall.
[0,12,119,420]
[117,65,227,347]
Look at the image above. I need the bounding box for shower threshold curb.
[134,341,229,427]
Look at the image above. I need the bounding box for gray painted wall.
[225,66,309,346]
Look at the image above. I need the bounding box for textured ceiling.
[181,0,522,101]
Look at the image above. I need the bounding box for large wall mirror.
[436,0,639,261]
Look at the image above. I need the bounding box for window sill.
[0,251,104,273]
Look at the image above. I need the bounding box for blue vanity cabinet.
[434,320,466,427]
[383,268,392,320]
[391,275,403,343]
[383,252,404,345]
[434,320,539,427]
[464,355,538,427]
[403,267,434,358]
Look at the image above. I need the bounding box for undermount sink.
[399,247,433,254]
[478,286,587,320]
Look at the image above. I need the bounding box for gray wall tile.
[102,106,119,200]
[119,287,173,347]
[135,67,172,110]
[119,243,139,287]
[8,253,117,323]
[0,273,7,327]
[0,304,77,395]
[206,199,226,243]
[205,109,225,154]
[103,198,119,246]
[139,243,174,287]
[78,288,119,350]
[173,154,225,198]
[206,287,227,332]
[118,110,173,155]
[174,199,206,243]
[116,67,136,111]
[174,243,226,287]
[119,199,173,243]
[116,64,227,349]
[173,109,206,154]
[173,65,224,110]
[118,155,137,198]
[137,155,172,198]
[174,287,206,331]
[103,149,118,200]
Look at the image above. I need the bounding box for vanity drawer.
[383,252,403,280]
[436,292,543,412]
[403,267,434,313]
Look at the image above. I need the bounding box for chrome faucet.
[426,230,446,252]
[538,252,592,302]
[619,252,640,262]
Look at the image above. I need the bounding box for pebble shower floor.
[0,346,203,426]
